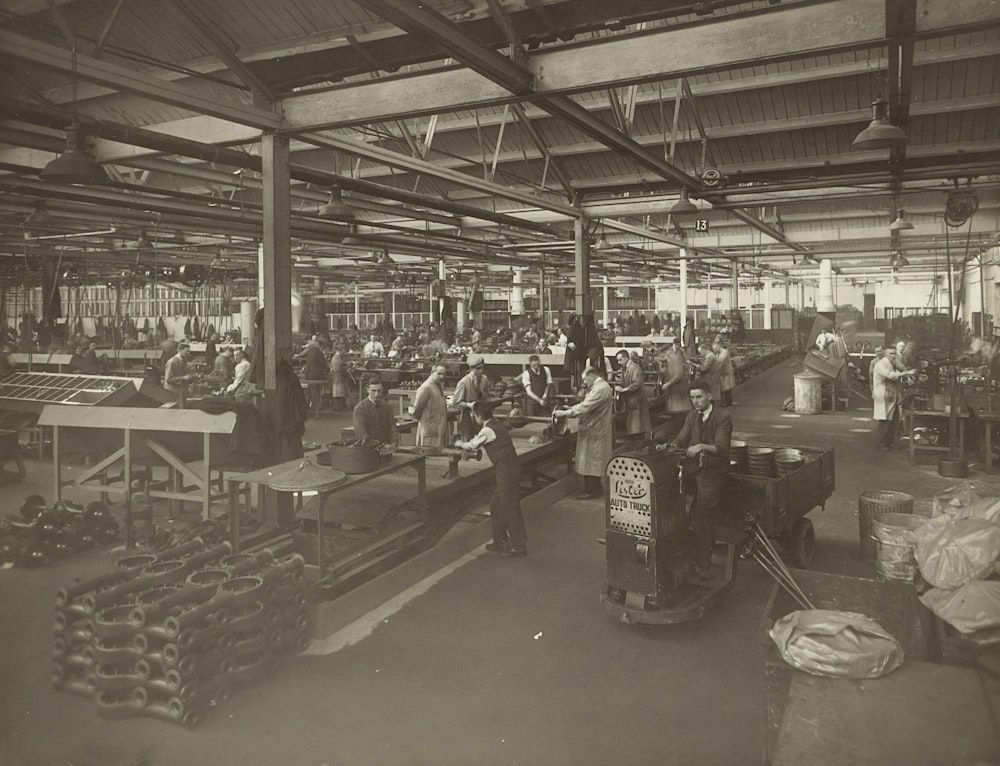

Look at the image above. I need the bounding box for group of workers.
[346,333,735,570]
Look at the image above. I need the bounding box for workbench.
[965,395,1000,470]
[902,406,967,463]
[227,453,427,580]
[38,404,237,522]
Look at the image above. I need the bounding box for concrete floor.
[1,360,994,766]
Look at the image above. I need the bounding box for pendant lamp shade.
[888,209,914,231]
[670,189,698,215]
[852,98,908,150]
[890,251,910,269]
[40,125,110,185]
[318,188,356,221]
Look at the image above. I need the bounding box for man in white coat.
[871,346,916,451]
[411,364,448,448]
[554,365,614,500]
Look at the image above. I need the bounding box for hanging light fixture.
[888,209,914,231]
[852,98,908,150]
[595,225,612,251]
[670,189,698,215]
[318,188,356,221]
[132,231,154,256]
[23,200,55,230]
[39,37,110,186]
[890,250,910,269]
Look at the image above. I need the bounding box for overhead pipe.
[6,101,568,237]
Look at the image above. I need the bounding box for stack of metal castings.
[0,497,120,569]
[53,539,308,728]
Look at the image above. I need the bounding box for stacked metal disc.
[729,441,749,474]
[775,448,805,475]
[746,447,777,478]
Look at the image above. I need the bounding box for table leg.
[228,479,241,553]
[317,491,326,579]
[52,425,61,502]
[202,433,211,521]
[417,458,426,496]
[908,412,915,464]
[988,424,994,470]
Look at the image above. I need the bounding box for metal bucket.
[858,490,914,562]
[326,442,381,474]
[793,372,823,415]
[873,512,928,583]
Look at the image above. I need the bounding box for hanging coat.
[717,347,736,392]
[699,350,722,402]
[872,356,907,421]
[183,317,192,339]
[619,359,651,436]
[660,347,691,414]
[564,376,614,477]
[329,352,349,398]
[412,376,448,448]
[192,316,201,340]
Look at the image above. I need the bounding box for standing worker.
[363,334,385,358]
[713,336,735,406]
[411,364,448,448]
[614,350,651,448]
[353,376,398,446]
[163,341,197,403]
[456,401,527,558]
[553,365,614,501]
[656,337,691,441]
[655,379,732,580]
[682,319,696,355]
[451,354,491,441]
[696,341,722,403]
[872,346,916,451]
[521,354,554,416]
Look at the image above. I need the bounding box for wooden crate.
[759,570,938,765]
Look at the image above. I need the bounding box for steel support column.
[574,217,591,316]
[261,134,292,392]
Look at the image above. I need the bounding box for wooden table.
[38,405,237,539]
[773,661,997,765]
[903,407,967,464]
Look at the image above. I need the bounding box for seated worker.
[521,354,554,416]
[655,379,732,580]
[353,375,398,446]
[225,347,253,399]
[455,401,527,558]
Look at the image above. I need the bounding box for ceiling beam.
[353,0,703,195]
[0,29,282,130]
[284,0,895,131]
[294,130,581,218]
[162,0,276,103]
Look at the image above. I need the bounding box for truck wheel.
[782,517,815,568]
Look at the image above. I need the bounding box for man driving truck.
[655,378,732,580]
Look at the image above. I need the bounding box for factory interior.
[0,1,999,764]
